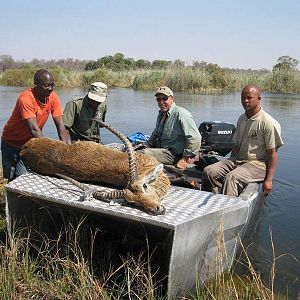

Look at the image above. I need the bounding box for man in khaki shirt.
[201,85,283,197]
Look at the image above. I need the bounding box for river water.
[1,86,299,298]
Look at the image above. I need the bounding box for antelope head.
[123,163,166,214]
[91,119,167,215]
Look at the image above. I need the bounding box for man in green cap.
[63,82,108,143]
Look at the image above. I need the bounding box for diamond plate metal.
[5,172,249,229]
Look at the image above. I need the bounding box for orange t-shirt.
[2,88,63,148]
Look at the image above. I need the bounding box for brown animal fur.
[20,137,170,214]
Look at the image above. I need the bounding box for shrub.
[0,68,36,87]
[264,69,300,93]
[81,68,109,87]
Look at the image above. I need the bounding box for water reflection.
[1,86,300,298]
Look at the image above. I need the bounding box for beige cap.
[88,82,107,102]
[155,86,173,97]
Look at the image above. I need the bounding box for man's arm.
[231,145,238,158]
[102,105,107,122]
[176,113,201,169]
[146,115,161,148]
[263,148,278,196]
[24,118,43,138]
[53,116,71,144]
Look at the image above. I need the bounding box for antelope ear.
[144,164,163,184]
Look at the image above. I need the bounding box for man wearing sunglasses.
[1,69,71,181]
[141,86,201,170]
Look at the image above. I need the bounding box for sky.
[1,0,300,70]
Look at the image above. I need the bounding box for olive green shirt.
[63,96,107,142]
[233,108,283,170]
[148,103,201,157]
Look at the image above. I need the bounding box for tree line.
[1,53,298,73]
[0,53,299,94]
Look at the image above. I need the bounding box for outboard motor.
[199,121,236,156]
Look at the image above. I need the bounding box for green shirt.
[148,103,201,157]
[63,96,107,142]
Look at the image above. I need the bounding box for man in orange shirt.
[1,69,71,181]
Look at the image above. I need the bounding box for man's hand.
[61,129,72,145]
[263,179,273,196]
[175,156,195,170]
[54,116,71,144]
[263,148,278,196]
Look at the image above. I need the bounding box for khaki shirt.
[233,108,283,170]
[148,103,201,157]
[63,96,106,142]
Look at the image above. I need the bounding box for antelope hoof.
[150,204,166,215]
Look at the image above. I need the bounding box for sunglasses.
[156,96,169,102]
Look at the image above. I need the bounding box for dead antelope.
[20,120,170,215]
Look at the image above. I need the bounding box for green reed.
[1,66,300,94]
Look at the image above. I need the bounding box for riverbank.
[1,66,300,94]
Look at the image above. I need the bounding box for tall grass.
[229,71,271,91]
[1,67,300,94]
[0,168,7,235]
[0,67,36,87]
[132,68,214,93]
[0,221,163,299]
[0,67,84,88]
[50,68,84,88]
[0,219,287,299]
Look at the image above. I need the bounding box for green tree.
[152,60,172,69]
[173,59,185,67]
[192,60,208,69]
[85,60,98,71]
[134,59,151,69]
[205,63,230,88]
[0,55,14,72]
[86,53,134,71]
[272,55,299,72]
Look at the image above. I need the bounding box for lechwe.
[20,120,170,215]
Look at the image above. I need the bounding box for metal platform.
[5,172,260,299]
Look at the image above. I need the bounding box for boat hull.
[5,173,261,298]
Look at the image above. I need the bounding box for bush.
[48,67,82,88]
[0,67,36,87]
[264,69,300,93]
[81,68,109,87]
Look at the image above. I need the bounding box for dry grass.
[0,220,164,299]
[0,168,7,233]
[0,167,6,197]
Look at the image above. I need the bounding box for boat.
[4,121,262,299]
